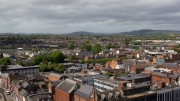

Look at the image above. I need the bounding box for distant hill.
[119,29,180,35]
[68,31,95,35]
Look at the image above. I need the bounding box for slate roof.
[75,85,94,99]
[28,93,51,101]
[50,80,63,86]
[56,78,80,93]
[169,74,179,79]
[116,74,149,81]
[22,82,29,88]
[33,74,44,81]
[132,64,150,69]
[160,63,178,68]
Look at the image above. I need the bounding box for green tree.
[125,71,130,75]
[68,55,77,60]
[48,63,58,71]
[17,60,23,66]
[116,72,122,76]
[51,51,65,63]
[91,44,101,54]
[133,42,141,45]
[105,72,113,76]
[39,62,48,72]
[0,58,11,65]
[34,56,43,65]
[105,43,117,49]
[67,42,74,50]
[55,64,66,73]
[80,43,92,51]
[124,38,131,45]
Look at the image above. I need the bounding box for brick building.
[55,79,80,101]
[48,73,68,81]
[74,85,94,101]
[131,64,150,74]
[151,72,180,84]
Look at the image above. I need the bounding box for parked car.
[6,91,10,95]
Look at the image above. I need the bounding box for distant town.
[1,32,180,101]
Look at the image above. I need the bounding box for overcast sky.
[0,0,180,33]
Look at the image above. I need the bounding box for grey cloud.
[0,0,180,33]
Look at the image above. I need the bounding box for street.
[0,88,13,101]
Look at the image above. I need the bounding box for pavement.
[0,88,13,101]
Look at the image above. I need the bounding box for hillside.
[119,29,180,35]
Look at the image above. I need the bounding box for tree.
[91,44,101,54]
[105,43,117,49]
[50,51,65,63]
[133,42,141,45]
[0,58,11,65]
[125,71,130,75]
[105,72,112,76]
[34,56,42,65]
[116,72,122,76]
[55,64,66,73]
[39,62,48,72]
[48,63,58,71]
[124,38,131,45]
[80,43,92,51]
[67,42,74,50]
[68,55,77,60]
[17,60,23,66]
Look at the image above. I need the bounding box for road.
[0,88,13,101]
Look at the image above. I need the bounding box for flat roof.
[94,77,119,85]
[116,74,149,81]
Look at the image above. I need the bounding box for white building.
[94,78,118,92]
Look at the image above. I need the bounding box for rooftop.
[126,91,156,99]
[116,74,149,81]
[56,78,80,93]
[75,85,94,99]
[95,77,119,85]
[0,65,38,70]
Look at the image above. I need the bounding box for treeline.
[33,51,66,72]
